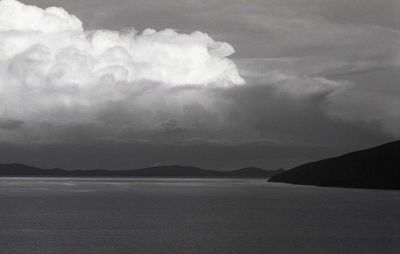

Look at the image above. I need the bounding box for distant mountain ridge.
[0,164,283,178]
[268,140,400,190]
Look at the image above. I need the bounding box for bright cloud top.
[0,0,243,87]
[0,0,245,134]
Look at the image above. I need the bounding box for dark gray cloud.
[0,0,399,169]
[0,118,24,130]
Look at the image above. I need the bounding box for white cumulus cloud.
[0,0,244,130]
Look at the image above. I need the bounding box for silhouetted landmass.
[268,141,400,190]
[0,164,283,178]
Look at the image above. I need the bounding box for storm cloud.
[0,0,244,140]
[0,0,399,170]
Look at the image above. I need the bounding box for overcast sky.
[0,0,399,170]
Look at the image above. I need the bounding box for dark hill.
[268,141,400,190]
[0,164,282,178]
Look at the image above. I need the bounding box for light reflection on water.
[0,177,399,254]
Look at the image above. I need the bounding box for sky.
[0,0,399,170]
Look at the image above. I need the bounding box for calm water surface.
[0,178,399,254]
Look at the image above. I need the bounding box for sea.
[0,177,399,254]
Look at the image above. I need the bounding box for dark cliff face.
[268,141,400,190]
[0,164,282,178]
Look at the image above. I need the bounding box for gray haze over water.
[0,178,399,254]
